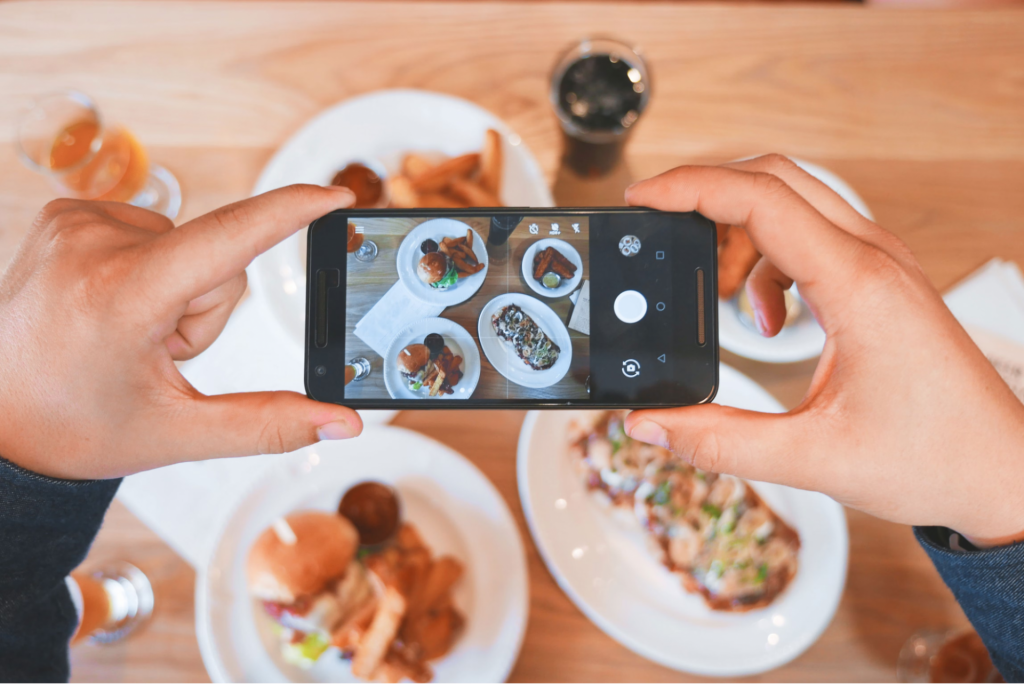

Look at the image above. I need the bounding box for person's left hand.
[0,185,362,480]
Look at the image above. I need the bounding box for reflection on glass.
[550,37,651,178]
[16,90,181,219]
[897,629,1002,683]
[69,561,154,645]
[348,222,378,262]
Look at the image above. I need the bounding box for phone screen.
[308,208,717,408]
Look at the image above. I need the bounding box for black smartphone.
[305,207,717,409]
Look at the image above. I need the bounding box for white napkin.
[116,295,395,567]
[944,258,1024,346]
[944,258,1024,405]
[354,281,444,356]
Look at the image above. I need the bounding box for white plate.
[477,293,572,389]
[517,365,848,677]
[382,317,481,400]
[719,158,873,363]
[521,239,584,299]
[247,89,555,349]
[396,219,488,305]
[196,427,529,683]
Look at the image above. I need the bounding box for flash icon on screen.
[572,223,580,233]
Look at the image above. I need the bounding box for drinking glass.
[16,90,181,219]
[68,562,154,645]
[347,357,372,383]
[347,222,378,262]
[897,629,1002,683]
[550,37,651,178]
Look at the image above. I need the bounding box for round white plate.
[719,158,873,363]
[396,219,488,305]
[477,293,572,389]
[517,365,848,677]
[196,427,529,683]
[521,239,584,299]
[382,317,481,400]
[247,89,555,349]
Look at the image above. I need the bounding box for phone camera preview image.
[343,215,590,401]
[314,208,717,407]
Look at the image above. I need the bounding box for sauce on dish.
[332,163,384,208]
[338,482,401,546]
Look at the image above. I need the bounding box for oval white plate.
[719,158,873,363]
[477,293,572,389]
[382,317,481,400]
[396,219,489,306]
[520,239,584,299]
[196,427,529,683]
[517,365,848,676]
[247,89,555,349]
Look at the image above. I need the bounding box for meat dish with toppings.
[569,411,800,611]
[491,304,560,371]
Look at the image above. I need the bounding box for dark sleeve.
[915,526,1024,682]
[0,456,121,682]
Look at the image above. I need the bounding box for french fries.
[342,523,464,683]
[387,130,505,209]
[532,246,577,281]
[479,128,502,196]
[351,586,407,680]
[411,153,480,194]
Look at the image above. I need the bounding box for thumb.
[625,405,810,488]
[182,391,363,460]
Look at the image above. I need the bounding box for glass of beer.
[897,629,1003,683]
[16,90,181,219]
[68,561,154,644]
[550,38,651,178]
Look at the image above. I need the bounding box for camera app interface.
[344,215,592,400]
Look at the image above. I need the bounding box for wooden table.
[343,215,591,400]
[1,1,1023,681]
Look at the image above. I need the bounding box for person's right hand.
[625,155,1024,545]
[0,185,362,481]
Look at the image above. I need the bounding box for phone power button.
[614,290,647,324]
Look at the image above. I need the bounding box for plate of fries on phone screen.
[248,89,554,348]
[197,428,528,683]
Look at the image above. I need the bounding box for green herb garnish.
[755,563,769,584]
[702,503,722,519]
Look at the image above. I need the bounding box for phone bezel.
[305,207,718,409]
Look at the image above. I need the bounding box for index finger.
[152,184,355,302]
[625,165,868,295]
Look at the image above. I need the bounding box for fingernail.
[754,310,768,336]
[316,419,353,441]
[325,185,356,202]
[627,421,669,449]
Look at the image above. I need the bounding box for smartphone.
[305,207,717,409]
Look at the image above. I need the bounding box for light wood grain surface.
[1,0,1022,681]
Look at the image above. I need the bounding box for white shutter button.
[614,290,647,324]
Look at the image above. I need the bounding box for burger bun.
[247,511,359,604]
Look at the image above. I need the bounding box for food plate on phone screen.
[383,318,481,400]
[477,293,573,389]
[521,238,584,299]
[396,219,488,306]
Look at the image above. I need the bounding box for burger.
[417,251,458,290]
[247,511,374,668]
[396,343,432,391]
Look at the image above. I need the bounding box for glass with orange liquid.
[16,90,181,219]
[67,561,154,645]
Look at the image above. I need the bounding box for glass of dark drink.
[550,38,651,178]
